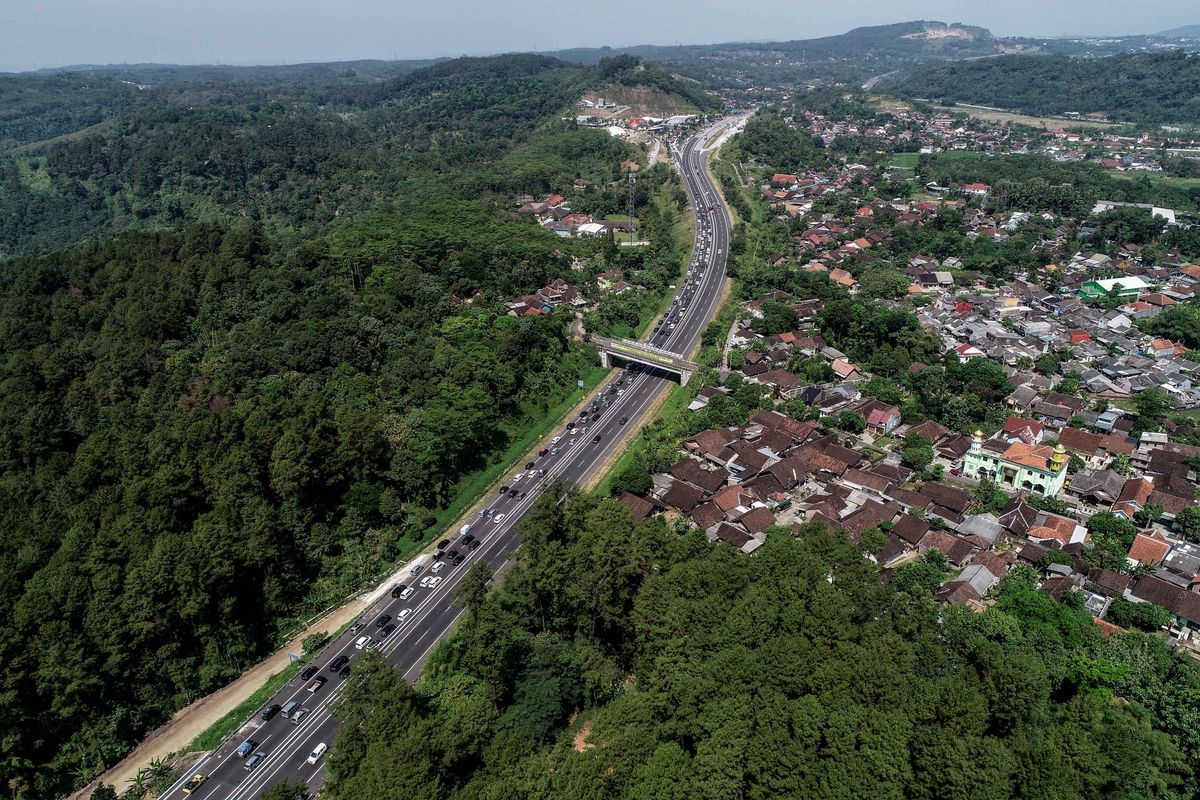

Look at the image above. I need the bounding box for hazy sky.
[2,0,1197,72]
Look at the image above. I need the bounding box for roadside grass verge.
[593,380,693,497]
[189,663,301,751]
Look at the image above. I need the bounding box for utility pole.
[627,170,637,237]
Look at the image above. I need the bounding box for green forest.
[884,51,1200,126]
[322,491,1200,800]
[0,54,707,799]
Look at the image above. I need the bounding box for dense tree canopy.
[324,494,1200,800]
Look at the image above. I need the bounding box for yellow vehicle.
[181,773,208,794]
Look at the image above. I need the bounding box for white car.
[430,560,445,573]
[354,636,377,651]
[551,436,561,444]
[306,743,327,765]
[494,513,506,523]
[420,576,443,589]
[513,471,525,481]
[398,608,413,621]
[400,586,415,600]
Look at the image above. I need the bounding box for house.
[1001,416,1044,445]
[963,432,1070,496]
[865,405,902,435]
[1078,276,1149,300]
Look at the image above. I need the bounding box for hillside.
[0,54,709,257]
[881,50,1200,126]
[1156,24,1200,39]
[0,53,703,799]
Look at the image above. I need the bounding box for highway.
[160,113,741,800]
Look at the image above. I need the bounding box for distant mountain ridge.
[1157,24,1200,38]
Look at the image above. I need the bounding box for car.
[307,676,327,693]
[181,773,208,795]
[462,534,475,545]
[291,707,312,724]
[390,583,406,598]
[374,614,391,628]
[420,575,444,589]
[400,586,415,600]
[430,560,445,573]
[551,436,561,444]
[438,539,450,550]
[515,491,525,499]
[592,434,602,444]
[244,751,268,772]
[354,635,374,650]
[328,655,349,672]
[525,461,535,470]
[468,539,481,551]
[381,623,397,636]
[339,664,352,678]
[398,608,414,620]
[448,549,460,560]
[617,389,625,396]
[494,513,506,523]
[301,665,319,681]
[499,486,509,495]
[350,622,366,635]
[452,554,465,566]
[261,704,281,721]
[236,739,257,758]
[306,743,328,765]
[514,472,525,482]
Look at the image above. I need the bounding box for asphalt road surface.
[160,114,740,800]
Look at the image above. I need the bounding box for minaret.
[970,430,983,455]
[1051,442,1068,472]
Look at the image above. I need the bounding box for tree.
[257,779,311,800]
[752,300,799,335]
[901,433,935,472]
[973,480,1008,514]
[1106,597,1172,632]
[457,560,495,616]
[837,411,866,434]
[1174,505,1200,544]
[1134,387,1172,427]
[1111,452,1132,477]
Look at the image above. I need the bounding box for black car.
[381,624,397,636]
[390,583,405,598]
[592,434,602,444]
[462,534,475,545]
[452,554,465,566]
[374,614,391,628]
[525,461,535,470]
[517,491,527,500]
[301,665,319,681]
[328,656,349,672]
[468,539,481,551]
[261,704,281,721]
[619,416,628,425]
[499,486,509,495]
[339,664,352,678]
[448,549,460,560]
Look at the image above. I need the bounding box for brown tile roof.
[842,468,892,493]
[920,482,972,514]
[713,522,752,549]
[1132,575,1200,623]
[893,514,931,544]
[908,419,950,442]
[691,501,723,530]
[767,455,810,489]
[616,492,656,524]
[1128,530,1172,566]
[661,480,706,513]
[669,460,727,493]
[740,506,778,535]
[1001,441,1060,471]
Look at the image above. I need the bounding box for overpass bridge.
[589,334,701,385]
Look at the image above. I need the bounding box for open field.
[929,104,1129,131]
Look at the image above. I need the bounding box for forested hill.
[881,51,1200,125]
[0,53,708,257]
[322,492,1200,799]
[0,53,706,799]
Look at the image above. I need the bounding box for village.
[596,98,1200,660]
